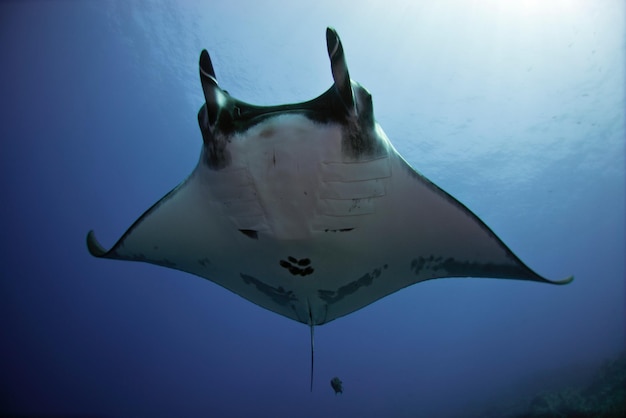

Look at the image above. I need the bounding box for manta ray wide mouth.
[195,27,368,137]
[228,90,346,129]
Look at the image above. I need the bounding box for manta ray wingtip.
[86,230,108,257]
[554,275,574,285]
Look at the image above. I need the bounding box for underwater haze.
[1,1,624,417]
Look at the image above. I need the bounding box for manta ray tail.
[308,299,315,392]
[310,324,315,392]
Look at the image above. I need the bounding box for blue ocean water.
[1,1,624,417]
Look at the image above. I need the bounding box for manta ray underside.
[87,28,572,390]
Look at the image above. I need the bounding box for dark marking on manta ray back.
[410,255,528,279]
[197,257,211,267]
[324,228,354,233]
[240,273,298,306]
[123,252,178,268]
[239,229,258,239]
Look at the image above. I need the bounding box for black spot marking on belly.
[280,257,315,277]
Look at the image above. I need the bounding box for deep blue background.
[1,1,624,417]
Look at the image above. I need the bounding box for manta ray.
[87,28,572,390]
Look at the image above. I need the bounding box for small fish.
[330,376,343,395]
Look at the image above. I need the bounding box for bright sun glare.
[492,0,581,17]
